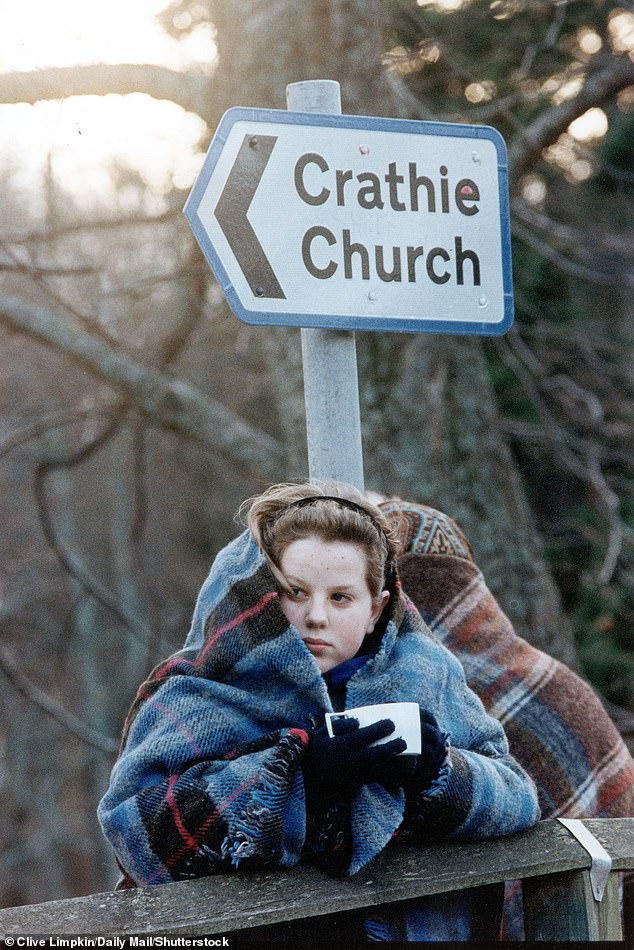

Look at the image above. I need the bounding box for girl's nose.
[305,597,328,627]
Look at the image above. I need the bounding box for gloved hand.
[381,709,447,793]
[412,708,448,790]
[302,716,407,801]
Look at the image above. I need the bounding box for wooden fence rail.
[1,819,633,942]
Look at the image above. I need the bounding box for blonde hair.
[239,481,400,600]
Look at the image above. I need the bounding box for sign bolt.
[478,295,488,308]
[255,286,265,297]
[368,290,377,301]
[471,151,481,164]
[249,136,259,148]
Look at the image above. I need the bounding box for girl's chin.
[304,643,335,673]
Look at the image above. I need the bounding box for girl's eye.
[290,587,306,599]
[332,592,351,604]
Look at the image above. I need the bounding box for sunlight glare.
[464,81,496,103]
[0,0,215,213]
[490,0,523,20]
[543,133,597,183]
[577,28,602,56]
[0,95,207,217]
[609,10,634,55]
[569,159,593,181]
[521,174,547,206]
[617,86,634,112]
[568,108,608,143]
[417,0,469,11]
[0,0,215,71]
[552,76,584,105]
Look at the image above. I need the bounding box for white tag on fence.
[557,818,612,901]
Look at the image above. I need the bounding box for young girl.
[98,482,540,940]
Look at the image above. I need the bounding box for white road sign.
[184,107,514,335]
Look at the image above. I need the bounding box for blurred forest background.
[1,0,633,908]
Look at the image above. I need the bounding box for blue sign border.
[184,107,514,336]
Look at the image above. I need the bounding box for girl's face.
[278,534,389,673]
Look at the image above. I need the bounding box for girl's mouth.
[303,637,330,650]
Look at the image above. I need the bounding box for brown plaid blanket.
[380,499,634,938]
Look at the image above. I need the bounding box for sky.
[0,0,211,71]
[0,0,216,213]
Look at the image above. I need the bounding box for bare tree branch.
[517,0,567,79]
[511,217,634,288]
[32,403,157,643]
[0,403,120,458]
[0,239,125,347]
[512,198,634,273]
[0,296,285,478]
[0,64,214,122]
[495,328,627,584]
[0,259,96,277]
[0,644,119,754]
[508,54,634,186]
[6,208,182,244]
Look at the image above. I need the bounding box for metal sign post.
[286,80,364,489]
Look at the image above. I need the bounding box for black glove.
[412,709,448,790]
[381,709,447,793]
[302,716,407,801]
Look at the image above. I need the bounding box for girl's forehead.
[279,535,368,575]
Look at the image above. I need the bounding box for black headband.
[291,494,382,523]
[288,494,398,591]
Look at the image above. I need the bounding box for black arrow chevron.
[214,134,286,300]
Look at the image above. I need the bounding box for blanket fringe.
[223,730,307,868]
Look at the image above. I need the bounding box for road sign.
[184,107,513,335]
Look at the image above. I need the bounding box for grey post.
[286,80,365,492]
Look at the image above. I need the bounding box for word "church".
[294,152,483,286]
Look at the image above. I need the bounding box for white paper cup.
[325,701,421,755]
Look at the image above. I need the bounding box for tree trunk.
[378,334,576,666]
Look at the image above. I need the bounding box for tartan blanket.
[380,499,634,938]
[98,528,539,896]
